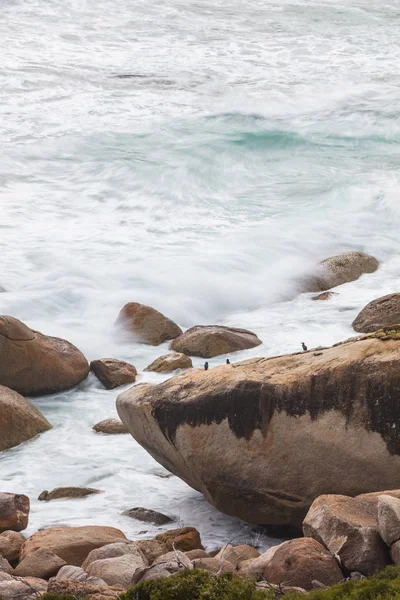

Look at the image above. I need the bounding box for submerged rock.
[118,335,400,527]
[0,316,89,395]
[90,358,137,389]
[116,302,182,346]
[352,294,400,333]
[303,251,379,293]
[170,325,262,358]
[0,385,52,452]
[145,352,193,373]
[122,507,173,525]
[38,487,101,502]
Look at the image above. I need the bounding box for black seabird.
[204,362,209,370]
[226,359,230,364]
[301,342,307,351]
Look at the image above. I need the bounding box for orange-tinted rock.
[353,294,400,333]
[312,292,339,301]
[170,325,262,358]
[93,418,128,434]
[0,386,51,452]
[0,316,89,395]
[145,353,193,373]
[155,527,202,552]
[14,548,66,579]
[117,303,182,346]
[90,358,137,389]
[0,531,25,564]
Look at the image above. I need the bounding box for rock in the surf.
[92,418,128,434]
[0,385,52,452]
[312,291,339,301]
[352,294,400,333]
[122,507,173,525]
[117,334,400,527]
[0,316,89,395]
[303,251,379,293]
[0,493,29,533]
[303,494,389,575]
[38,487,101,502]
[170,325,262,358]
[144,352,193,373]
[116,302,182,346]
[20,526,127,566]
[243,538,343,590]
[90,358,137,389]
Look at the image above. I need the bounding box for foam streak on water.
[1,0,400,550]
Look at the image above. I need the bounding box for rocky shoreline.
[2,250,400,597]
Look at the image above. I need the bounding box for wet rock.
[14,548,66,579]
[38,487,101,501]
[170,325,262,358]
[0,493,29,533]
[377,494,400,546]
[93,418,129,434]
[117,336,400,527]
[48,579,124,598]
[302,252,379,293]
[352,294,400,333]
[20,525,127,566]
[0,385,52,452]
[303,494,389,575]
[312,291,339,301]
[116,302,182,346]
[0,531,25,564]
[122,507,173,525]
[145,352,193,373]
[90,358,137,389]
[0,573,48,600]
[245,538,343,590]
[0,316,89,395]
[155,527,203,552]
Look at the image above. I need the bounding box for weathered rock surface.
[122,507,173,525]
[135,540,168,564]
[90,358,137,389]
[14,548,66,579]
[117,302,182,346]
[145,352,193,373]
[118,335,400,526]
[132,550,192,585]
[93,418,128,434]
[170,325,262,358]
[0,556,13,574]
[245,538,343,590]
[55,564,107,585]
[82,541,142,570]
[303,494,389,575]
[0,493,29,533]
[352,294,400,333]
[38,486,100,501]
[155,527,203,552]
[0,316,89,395]
[391,540,400,567]
[86,552,148,588]
[193,557,235,574]
[302,252,379,293]
[215,544,260,565]
[0,573,47,600]
[0,530,25,564]
[48,579,124,598]
[185,549,210,560]
[20,526,127,566]
[0,386,52,452]
[377,494,400,547]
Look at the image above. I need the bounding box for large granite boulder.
[0,386,52,452]
[302,251,379,293]
[117,334,400,527]
[0,316,89,395]
[170,325,262,358]
[352,294,400,333]
[90,358,137,389]
[0,494,29,533]
[116,303,182,345]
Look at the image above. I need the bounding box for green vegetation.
[39,566,400,600]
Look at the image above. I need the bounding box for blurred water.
[0,0,399,550]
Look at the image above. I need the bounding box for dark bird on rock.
[302,342,308,351]
[204,362,209,370]
[226,359,230,364]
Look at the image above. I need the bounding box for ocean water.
[1,0,400,551]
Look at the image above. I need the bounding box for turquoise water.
[1,0,400,549]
